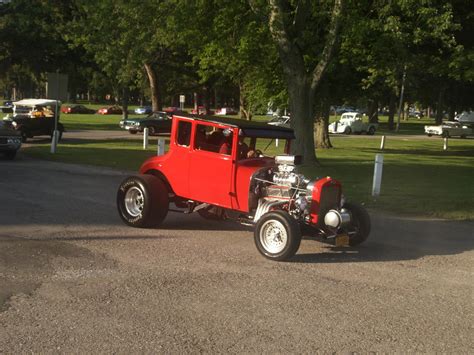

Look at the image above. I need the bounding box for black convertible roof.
[173,114,295,139]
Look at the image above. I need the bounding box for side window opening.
[177,120,192,146]
[194,124,231,155]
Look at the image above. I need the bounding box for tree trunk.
[203,85,211,114]
[314,88,332,149]
[238,82,252,120]
[435,88,445,125]
[266,0,343,165]
[121,87,129,120]
[448,105,455,121]
[367,99,379,123]
[388,91,396,130]
[193,92,198,111]
[144,63,162,112]
[288,78,317,164]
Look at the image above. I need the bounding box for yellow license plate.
[335,234,350,247]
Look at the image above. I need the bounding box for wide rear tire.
[254,211,301,261]
[117,174,169,228]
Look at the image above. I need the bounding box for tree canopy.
[0,0,472,160]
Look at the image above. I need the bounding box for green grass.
[22,134,474,220]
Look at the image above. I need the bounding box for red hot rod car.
[117,115,370,261]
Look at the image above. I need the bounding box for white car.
[268,115,291,128]
[455,111,474,124]
[328,112,377,135]
[424,121,473,138]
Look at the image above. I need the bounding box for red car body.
[117,114,370,261]
[97,106,122,115]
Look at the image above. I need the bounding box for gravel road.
[0,156,472,353]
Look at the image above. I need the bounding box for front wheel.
[367,126,376,135]
[148,126,156,135]
[117,174,169,228]
[254,211,301,261]
[344,127,352,135]
[343,202,371,246]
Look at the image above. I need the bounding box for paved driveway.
[0,157,472,352]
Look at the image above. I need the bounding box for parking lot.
[0,157,473,352]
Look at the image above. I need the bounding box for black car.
[0,121,22,159]
[119,111,172,135]
[9,99,64,142]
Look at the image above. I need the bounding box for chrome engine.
[251,155,350,231]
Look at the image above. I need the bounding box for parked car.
[408,109,423,119]
[116,114,371,261]
[61,104,96,114]
[134,106,153,115]
[424,121,473,138]
[0,120,22,159]
[190,106,214,115]
[119,111,172,135]
[163,107,184,114]
[215,107,238,115]
[328,112,377,135]
[455,111,474,124]
[6,99,64,142]
[268,115,291,128]
[97,105,122,115]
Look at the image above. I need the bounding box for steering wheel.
[254,149,264,157]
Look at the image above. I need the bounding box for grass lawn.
[22,133,474,220]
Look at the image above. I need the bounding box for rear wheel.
[148,126,156,135]
[254,211,301,261]
[343,202,371,246]
[117,174,169,228]
[368,126,376,135]
[344,127,352,135]
[442,131,450,138]
[129,130,138,135]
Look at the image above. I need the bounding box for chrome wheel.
[124,186,145,217]
[259,219,288,254]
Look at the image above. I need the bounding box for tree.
[253,0,344,164]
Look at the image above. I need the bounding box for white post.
[275,138,279,147]
[372,154,384,197]
[157,138,165,156]
[443,137,448,151]
[50,130,59,154]
[380,135,386,150]
[143,127,149,150]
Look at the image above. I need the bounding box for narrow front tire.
[254,211,301,261]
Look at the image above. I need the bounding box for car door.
[188,123,235,208]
